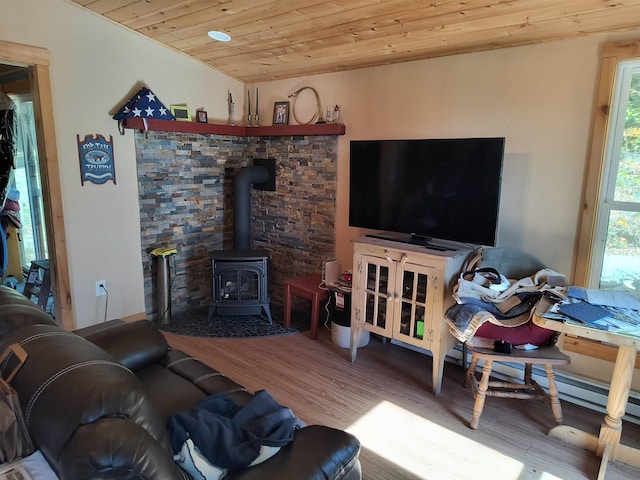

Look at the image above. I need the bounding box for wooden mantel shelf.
[122,118,346,137]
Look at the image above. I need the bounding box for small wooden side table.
[283,273,329,339]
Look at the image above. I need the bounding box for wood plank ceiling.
[72,0,640,83]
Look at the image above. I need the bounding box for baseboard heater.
[391,339,640,426]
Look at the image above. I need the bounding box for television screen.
[349,138,505,247]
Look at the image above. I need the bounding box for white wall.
[1,0,244,328]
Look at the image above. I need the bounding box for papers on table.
[541,287,640,337]
[567,286,640,310]
[558,302,610,324]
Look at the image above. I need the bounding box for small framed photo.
[197,110,208,123]
[272,101,290,125]
[170,105,191,122]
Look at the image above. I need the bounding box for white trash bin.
[331,321,370,349]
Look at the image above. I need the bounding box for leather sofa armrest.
[78,319,169,371]
[0,285,56,338]
[59,418,185,480]
[226,425,361,480]
[2,324,172,471]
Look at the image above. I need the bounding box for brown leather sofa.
[0,286,361,479]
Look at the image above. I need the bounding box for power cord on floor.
[324,294,333,331]
[319,280,333,331]
[100,284,109,323]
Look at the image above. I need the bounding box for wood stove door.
[216,267,260,303]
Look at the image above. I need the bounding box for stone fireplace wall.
[135,131,338,319]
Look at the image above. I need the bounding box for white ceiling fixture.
[207,31,231,42]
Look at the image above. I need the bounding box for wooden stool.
[283,273,329,339]
[465,345,570,430]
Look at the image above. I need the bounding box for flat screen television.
[349,137,505,247]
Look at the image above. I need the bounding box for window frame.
[574,40,640,288]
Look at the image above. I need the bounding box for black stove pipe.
[234,165,269,250]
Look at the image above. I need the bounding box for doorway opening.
[0,40,71,329]
[1,65,51,313]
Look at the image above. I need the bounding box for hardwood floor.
[162,326,640,480]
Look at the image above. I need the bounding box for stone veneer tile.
[136,132,337,319]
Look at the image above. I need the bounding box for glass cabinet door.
[392,262,436,347]
[361,254,395,336]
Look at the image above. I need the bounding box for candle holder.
[254,113,259,127]
[228,102,235,126]
[247,114,252,126]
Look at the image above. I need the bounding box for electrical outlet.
[96,280,107,297]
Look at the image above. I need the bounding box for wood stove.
[208,250,272,323]
[208,161,275,323]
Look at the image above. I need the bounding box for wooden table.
[283,273,329,339]
[533,300,640,479]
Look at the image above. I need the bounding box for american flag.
[113,87,175,120]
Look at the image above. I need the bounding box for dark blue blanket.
[167,390,304,470]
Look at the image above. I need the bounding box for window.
[12,99,49,265]
[575,42,640,299]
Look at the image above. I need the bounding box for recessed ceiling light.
[208,31,231,42]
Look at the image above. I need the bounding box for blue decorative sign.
[77,134,116,185]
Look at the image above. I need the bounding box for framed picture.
[197,110,208,123]
[272,101,290,125]
[170,105,191,122]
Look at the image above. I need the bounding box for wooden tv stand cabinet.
[349,235,472,395]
